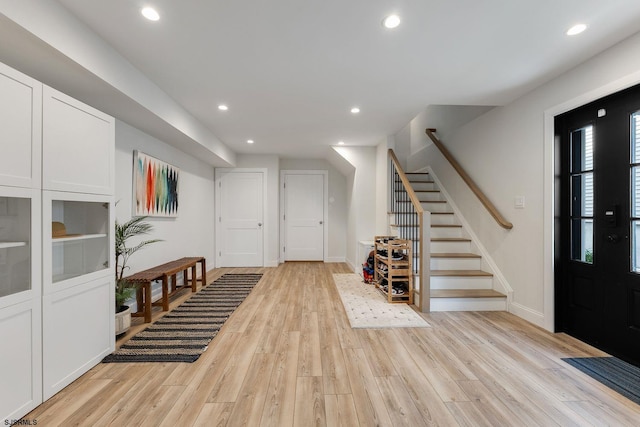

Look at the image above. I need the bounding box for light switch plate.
[515,196,525,209]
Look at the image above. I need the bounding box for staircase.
[391,170,507,312]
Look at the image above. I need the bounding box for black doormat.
[562,357,640,405]
[102,273,262,363]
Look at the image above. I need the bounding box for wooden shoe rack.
[374,236,414,304]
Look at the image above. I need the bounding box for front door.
[216,170,264,267]
[556,84,640,365]
[283,172,325,261]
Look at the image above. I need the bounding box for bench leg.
[191,264,197,291]
[162,276,169,311]
[136,286,143,313]
[200,258,207,287]
[144,282,152,323]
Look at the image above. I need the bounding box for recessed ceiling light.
[247,139,254,144]
[218,104,228,111]
[566,24,587,36]
[383,14,401,29]
[141,7,160,21]
[350,107,360,114]
[338,141,345,145]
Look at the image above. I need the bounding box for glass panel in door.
[570,126,594,263]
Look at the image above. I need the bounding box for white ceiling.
[10,1,640,160]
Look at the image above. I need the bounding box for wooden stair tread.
[431,237,471,242]
[431,289,505,298]
[430,212,454,215]
[431,224,462,228]
[430,270,493,277]
[431,252,481,258]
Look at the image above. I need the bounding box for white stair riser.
[430,227,463,238]
[409,182,437,191]
[431,240,471,252]
[419,192,445,202]
[430,214,458,225]
[421,202,450,212]
[430,257,482,270]
[430,297,507,312]
[430,275,494,290]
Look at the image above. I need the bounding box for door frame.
[279,170,328,263]
[543,70,640,332]
[214,168,268,268]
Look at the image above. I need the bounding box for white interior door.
[216,171,264,267]
[284,173,324,261]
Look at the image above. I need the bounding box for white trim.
[345,256,357,273]
[326,256,346,263]
[279,170,329,262]
[543,70,640,332]
[509,302,544,328]
[214,167,268,268]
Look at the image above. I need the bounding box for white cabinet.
[0,64,42,421]
[0,187,42,421]
[0,62,41,189]
[42,274,113,400]
[43,192,111,291]
[0,61,115,421]
[40,84,115,401]
[42,86,114,195]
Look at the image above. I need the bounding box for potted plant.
[114,216,162,335]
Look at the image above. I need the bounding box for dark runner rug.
[562,357,640,405]
[103,273,262,363]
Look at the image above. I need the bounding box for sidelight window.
[570,125,594,263]
[631,112,640,272]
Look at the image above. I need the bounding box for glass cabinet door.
[51,200,109,284]
[0,196,31,298]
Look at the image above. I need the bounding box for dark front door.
[556,84,640,366]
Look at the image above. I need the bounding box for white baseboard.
[509,302,546,329]
[325,256,346,263]
[265,259,279,267]
[346,256,357,274]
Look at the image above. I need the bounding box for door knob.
[258,222,262,227]
[319,221,323,225]
[607,234,619,243]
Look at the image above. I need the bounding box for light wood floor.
[26,262,640,426]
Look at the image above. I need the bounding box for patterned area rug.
[333,273,429,328]
[103,273,262,363]
[562,357,640,405]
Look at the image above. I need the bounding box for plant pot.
[115,305,131,336]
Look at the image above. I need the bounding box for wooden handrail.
[388,149,424,214]
[425,128,513,230]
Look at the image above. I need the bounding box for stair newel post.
[420,210,431,312]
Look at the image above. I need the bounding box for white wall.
[398,31,640,330]
[115,120,216,284]
[375,137,392,235]
[280,159,347,262]
[333,146,377,270]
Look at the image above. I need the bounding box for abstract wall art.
[133,151,179,217]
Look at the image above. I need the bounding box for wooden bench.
[124,256,206,323]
